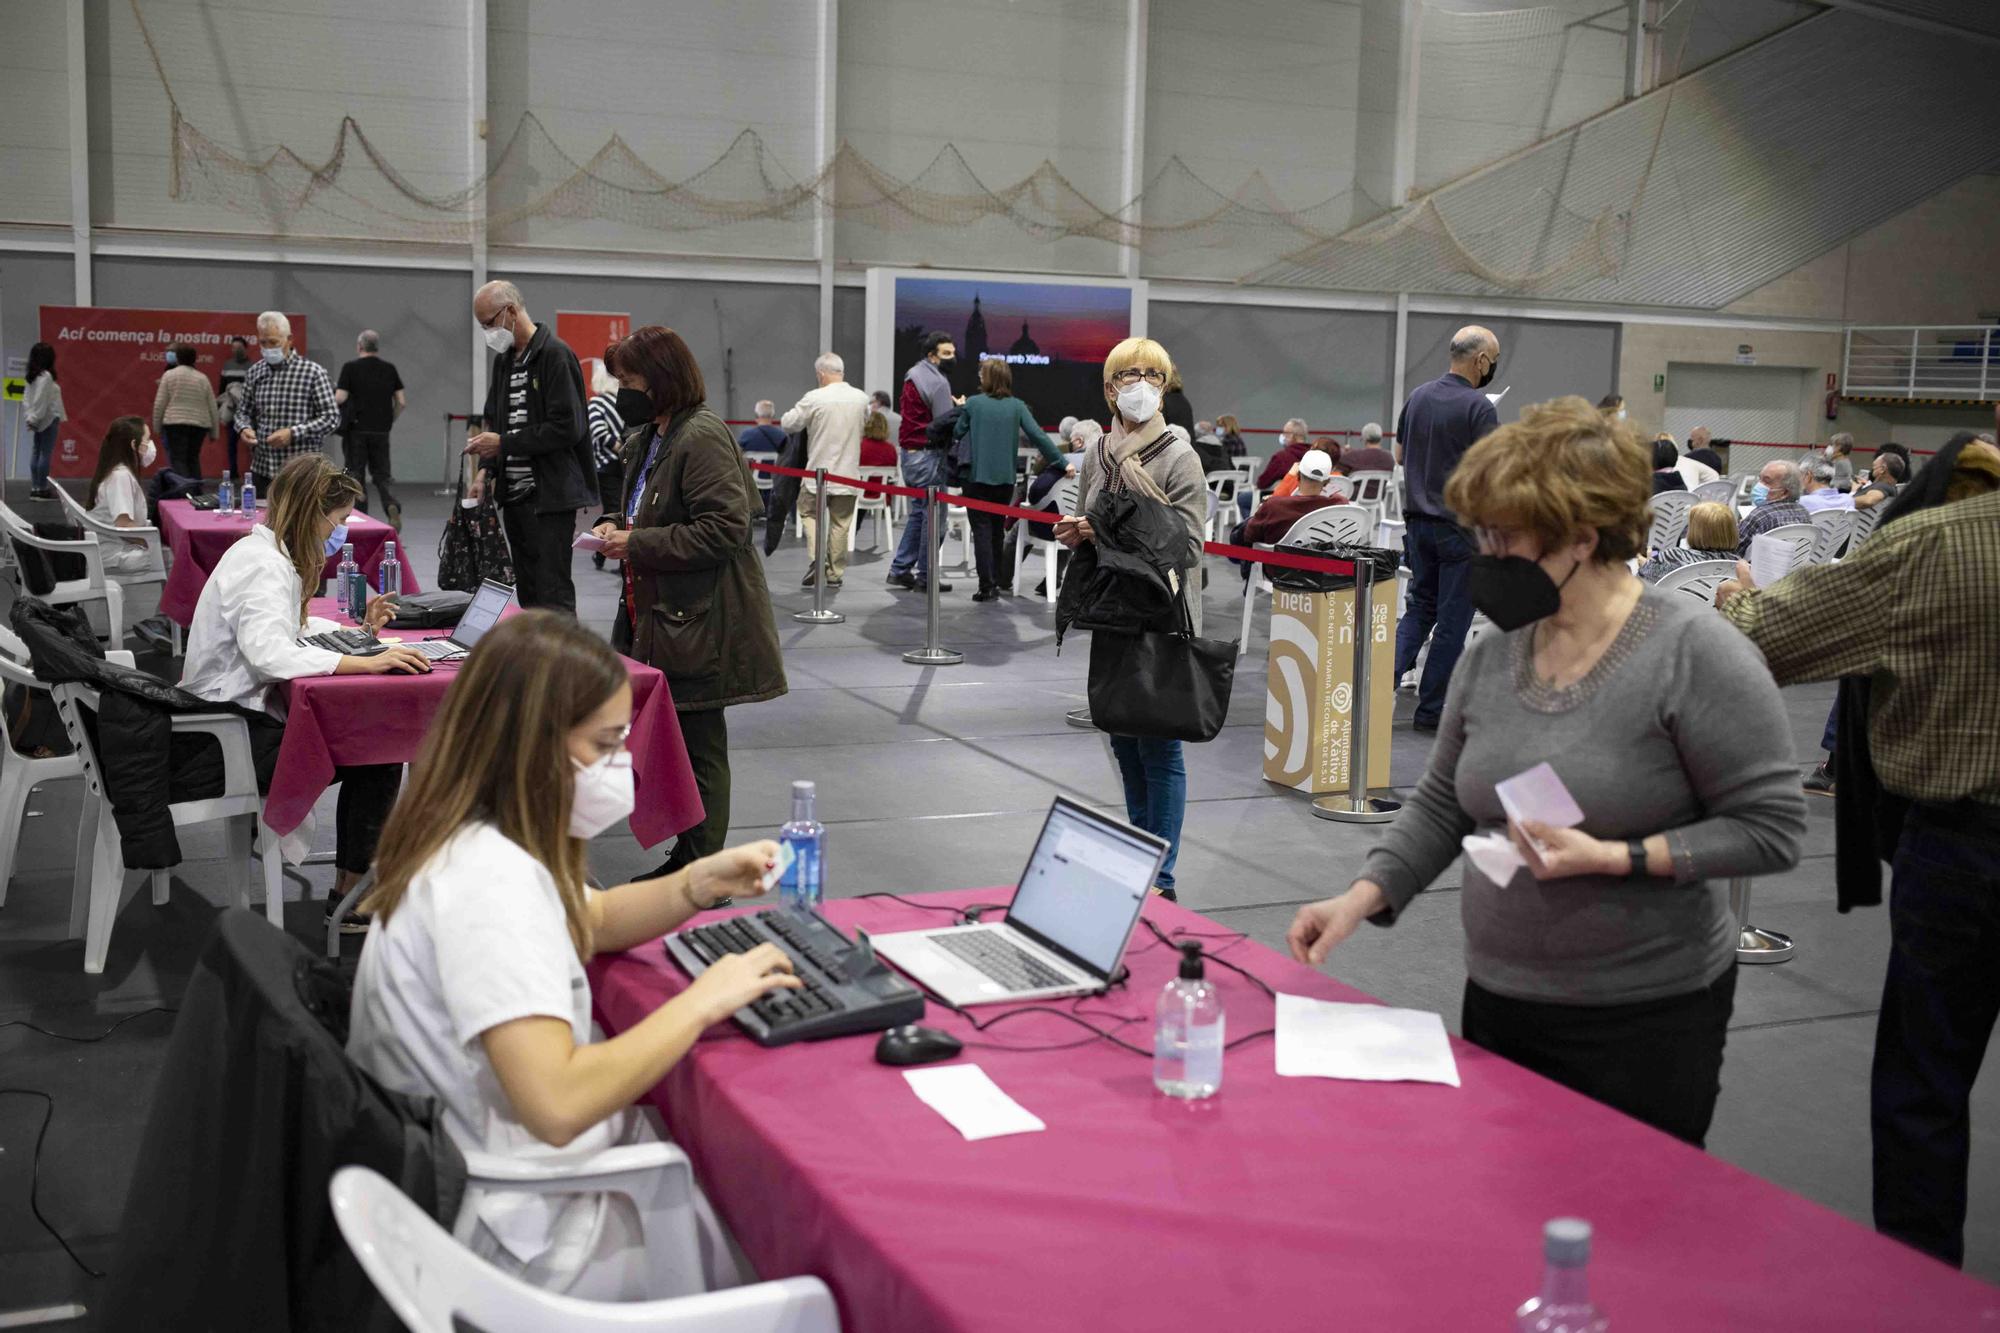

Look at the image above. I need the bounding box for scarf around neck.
[1099,413,1172,503]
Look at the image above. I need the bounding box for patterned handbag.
[436,473,515,591]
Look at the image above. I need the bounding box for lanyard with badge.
[622,428,669,623]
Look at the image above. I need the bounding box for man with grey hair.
[465,279,591,612]
[1800,459,1854,514]
[1735,458,1812,556]
[233,310,340,494]
[780,351,869,587]
[1392,323,1501,731]
[335,328,408,528]
[1255,418,1313,492]
[1341,421,1396,475]
[739,398,786,454]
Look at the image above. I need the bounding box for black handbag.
[436,472,515,593]
[1086,588,1237,743]
[383,590,473,629]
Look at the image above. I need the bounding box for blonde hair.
[1102,337,1173,398]
[1946,440,2000,503]
[1443,395,1651,563]
[862,411,890,442]
[267,455,363,627]
[361,612,630,961]
[1684,501,1738,551]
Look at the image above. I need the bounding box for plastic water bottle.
[217,471,234,513]
[378,541,402,596]
[1515,1219,1610,1333]
[239,475,256,518]
[778,781,824,912]
[336,543,360,620]
[1154,941,1224,1099]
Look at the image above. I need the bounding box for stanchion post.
[902,485,964,666]
[435,413,458,496]
[1313,554,1400,824]
[793,467,845,625]
[1730,877,1796,963]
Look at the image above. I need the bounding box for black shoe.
[1411,717,1439,734]
[325,898,372,935]
[826,575,843,588]
[885,571,918,590]
[1150,884,1179,902]
[131,617,176,653]
[384,503,403,532]
[802,565,820,588]
[972,586,1000,603]
[592,552,607,570]
[924,578,953,593]
[1803,762,1835,796]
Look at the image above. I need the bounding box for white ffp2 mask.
[570,751,635,839]
[482,323,516,355]
[1116,381,1161,423]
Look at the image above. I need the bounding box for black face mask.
[615,387,656,422]
[1468,554,1579,632]
[1477,359,1497,389]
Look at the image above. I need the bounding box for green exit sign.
[1653,373,1665,392]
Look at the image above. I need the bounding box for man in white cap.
[1243,447,1348,544]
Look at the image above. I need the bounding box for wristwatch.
[1625,839,1648,879]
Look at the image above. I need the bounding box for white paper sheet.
[1749,532,1798,589]
[572,531,609,552]
[903,1064,1047,1141]
[1274,993,1461,1087]
[1494,761,1585,856]
[1462,832,1526,886]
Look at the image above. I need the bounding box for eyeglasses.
[476,304,513,331]
[1109,368,1168,387]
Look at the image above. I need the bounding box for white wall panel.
[835,0,1127,274]
[486,0,817,257]
[86,0,469,240]
[0,3,74,226]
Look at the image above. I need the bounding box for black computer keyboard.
[301,627,387,655]
[664,908,925,1048]
[934,930,1073,992]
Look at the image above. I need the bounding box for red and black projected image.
[891,278,1134,426]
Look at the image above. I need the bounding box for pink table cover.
[262,599,701,845]
[158,500,424,625]
[590,888,2000,1333]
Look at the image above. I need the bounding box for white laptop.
[407,578,513,661]
[869,798,1168,1007]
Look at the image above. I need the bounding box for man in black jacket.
[467,280,592,612]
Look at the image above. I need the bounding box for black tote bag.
[1086,587,1236,743]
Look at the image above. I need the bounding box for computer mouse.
[874,1024,963,1067]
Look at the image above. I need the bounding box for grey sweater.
[1361,587,1806,1005]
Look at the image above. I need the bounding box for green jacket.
[952,394,1061,487]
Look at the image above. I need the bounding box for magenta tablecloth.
[262,600,701,844]
[158,500,424,625]
[590,888,1999,1333]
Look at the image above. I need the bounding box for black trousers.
[222,425,242,479]
[163,424,208,483]
[501,503,578,613]
[341,430,401,520]
[595,460,625,517]
[961,481,1013,591]
[1462,966,1737,1148]
[662,707,730,873]
[244,715,401,875]
[1872,801,2000,1267]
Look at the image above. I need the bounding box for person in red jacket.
[887,332,962,592]
[1244,449,1348,544]
[1256,418,1313,492]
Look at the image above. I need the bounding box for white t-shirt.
[90,466,154,573]
[347,822,624,1266]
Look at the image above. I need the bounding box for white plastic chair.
[1848,503,1883,551]
[1652,558,1739,606]
[50,680,282,973]
[1690,478,1736,506]
[1320,475,1354,500]
[1646,490,1695,553]
[0,502,126,646]
[1729,473,1760,506]
[1012,475,1078,604]
[937,489,974,576]
[850,467,900,551]
[331,1165,841,1332]
[1809,509,1856,564]
[1754,522,1820,578]
[0,632,89,911]
[1237,505,1377,657]
[1345,470,1393,507]
[53,485,174,650]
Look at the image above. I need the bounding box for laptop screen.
[454,581,513,649]
[1006,799,1166,977]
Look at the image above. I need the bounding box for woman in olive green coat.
[595,325,785,872]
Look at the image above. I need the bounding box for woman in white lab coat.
[180,453,431,932]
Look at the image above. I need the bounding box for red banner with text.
[36,306,309,478]
[556,312,630,386]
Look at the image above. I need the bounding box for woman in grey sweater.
[1056,337,1209,898]
[1288,397,1805,1146]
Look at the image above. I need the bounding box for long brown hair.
[267,455,363,627]
[606,325,706,419]
[361,613,630,960]
[978,358,1014,398]
[88,416,148,509]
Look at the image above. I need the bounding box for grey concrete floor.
[1,484,1996,1320]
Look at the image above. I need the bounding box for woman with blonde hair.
[348,611,797,1287]
[1637,501,1738,582]
[180,453,431,931]
[1056,337,1208,899]
[1288,395,1804,1146]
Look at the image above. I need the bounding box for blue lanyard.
[627,429,666,523]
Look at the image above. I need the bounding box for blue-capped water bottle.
[377,541,402,597]
[239,475,256,518]
[217,471,235,514]
[336,543,360,620]
[778,780,824,912]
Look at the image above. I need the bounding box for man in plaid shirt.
[234,310,340,493]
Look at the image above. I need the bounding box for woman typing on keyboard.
[181,454,434,936]
[346,611,800,1291]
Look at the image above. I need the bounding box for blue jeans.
[1108,734,1185,893]
[889,447,951,578]
[1392,516,1475,727]
[29,421,58,491]
[1871,802,2000,1267]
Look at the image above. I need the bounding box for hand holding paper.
[572,531,608,553]
[1749,532,1799,589]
